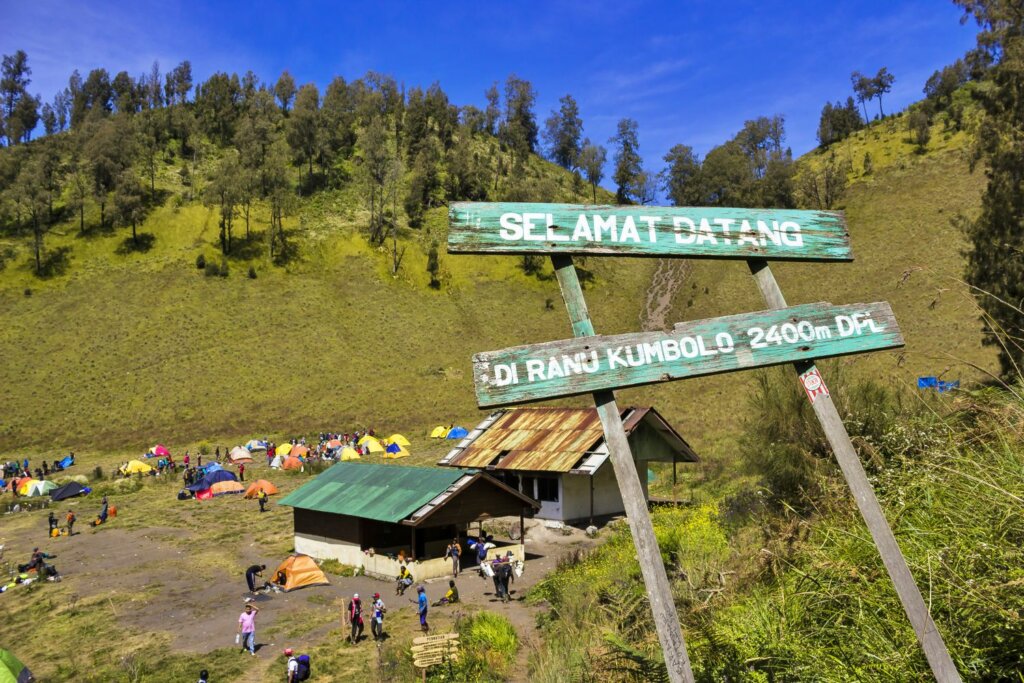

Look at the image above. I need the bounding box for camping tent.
[149,445,170,457]
[123,460,154,475]
[195,488,213,501]
[270,455,283,469]
[229,447,253,463]
[187,469,238,492]
[244,480,279,498]
[291,445,310,458]
[0,647,33,683]
[7,476,30,492]
[277,443,294,456]
[272,554,329,592]
[16,479,39,495]
[383,443,410,459]
[50,481,88,501]
[446,427,469,439]
[246,439,268,452]
[362,437,384,453]
[326,439,342,450]
[388,434,411,446]
[26,480,58,497]
[430,425,449,438]
[339,447,361,462]
[282,456,303,471]
[203,462,224,473]
[211,481,245,496]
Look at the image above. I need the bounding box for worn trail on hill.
[640,259,691,331]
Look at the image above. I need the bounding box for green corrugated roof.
[278,462,473,523]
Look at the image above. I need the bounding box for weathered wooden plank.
[551,254,695,683]
[747,260,961,683]
[411,641,460,654]
[412,633,459,645]
[472,301,903,408]
[414,653,460,668]
[448,202,851,261]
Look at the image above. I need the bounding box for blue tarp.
[59,455,74,468]
[446,427,469,440]
[918,376,960,393]
[203,462,224,473]
[187,469,238,492]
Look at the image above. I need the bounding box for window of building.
[536,477,559,502]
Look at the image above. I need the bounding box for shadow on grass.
[33,246,72,278]
[116,233,156,254]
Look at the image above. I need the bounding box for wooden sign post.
[449,202,960,683]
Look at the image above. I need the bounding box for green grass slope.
[0,111,999,459]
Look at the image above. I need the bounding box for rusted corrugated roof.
[443,406,696,473]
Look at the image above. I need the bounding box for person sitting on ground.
[434,579,459,606]
[396,564,413,595]
[274,569,287,586]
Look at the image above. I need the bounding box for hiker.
[183,452,190,468]
[396,564,413,595]
[257,488,268,513]
[490,558,504,599]
[48,511,57,536]
[435,579,459,606]
[197,669,208,683]
[371,593,386,641]
[245,564,267,595]
[346,593,364,644]
[495,560,514,603]
[237,603,259,656]
[285,648,311,682]
[215,447,220,461]
[476,535,489,569]
[66,509,76,536]
[445,538,461,577]
[238,463,245,482]
[417,585,429,633]
[99,497,109,524]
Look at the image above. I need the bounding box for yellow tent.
[363,438,384,453]
[357,434,377,446]
[339,447,361,462]
[17,479,40,495]
[430,426,448,438]
[388,434,411,446]
[277,443,293,456]
[382,447,410,459]
[123,459,154,475]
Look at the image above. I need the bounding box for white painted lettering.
[572,215,594,242]
[499,213,523,241]
[673,217,697,244]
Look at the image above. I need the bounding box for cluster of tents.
[182,462,279,501]
[430,425,469,440]
[2,477,90,501]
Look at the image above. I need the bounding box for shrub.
[203,260,220,277]
[218,261,229,278]
[247,266,257,279]
[195,253,206,270]
[92,466,104,481]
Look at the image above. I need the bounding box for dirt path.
[640,259,692,331]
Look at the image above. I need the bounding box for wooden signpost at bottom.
[747,259,960,682]
[411,633,460,681]
[551,254,695,683]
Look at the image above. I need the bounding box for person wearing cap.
[346,592,364,644]
[371,592,386,641]
[284,648,298,682]
[416,585,429,633]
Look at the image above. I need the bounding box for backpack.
[295,654,311,681]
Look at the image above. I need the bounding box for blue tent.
[59,455,74,469]
[385,442,402,454]
[446,427,469,440]
[187,469,238,492]
[202,462,224,474]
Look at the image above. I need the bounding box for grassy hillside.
[0,108,998,463]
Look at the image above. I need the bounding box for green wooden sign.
[472,301,902,407]
[448,202,851,261]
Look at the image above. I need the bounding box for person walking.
[371,593,386,641]
[284,648,298,682]
[416,585,429,633]
[237,603,259,656]
[346,593,364,644]
[257,488,268,513]
[66,509,76,536]
[445,538,461,577]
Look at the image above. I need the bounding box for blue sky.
[4,1,978,175]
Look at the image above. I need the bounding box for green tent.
[0,648,33,683]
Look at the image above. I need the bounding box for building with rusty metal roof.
[438,406,698,523]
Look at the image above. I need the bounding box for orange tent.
[282,456,303,471]
[211,480,245,496]
[244,480,279,498]
[291,445,310,458]
[272,554,329,592]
